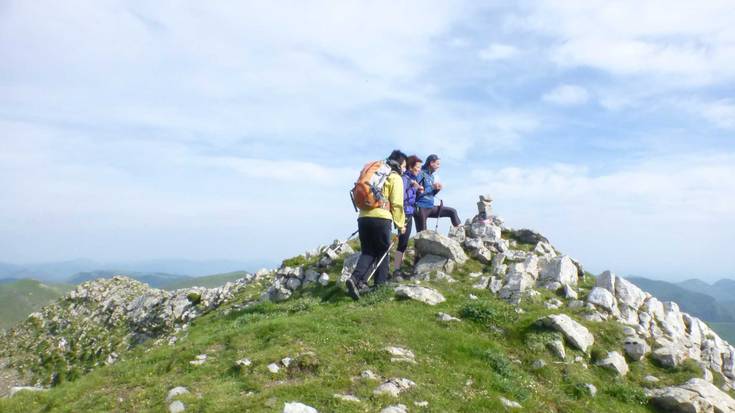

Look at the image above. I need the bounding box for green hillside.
[0,279,72,330]
[0,256,713,413]
[160,271,251,290]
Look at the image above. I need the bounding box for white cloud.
[518,0,735,86]
[453,153,735,279]
[697,99,735,129]
[542,84,590,106]
[478,43,518,61]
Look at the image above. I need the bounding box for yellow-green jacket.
[358,171,406,231]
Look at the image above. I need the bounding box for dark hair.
[386,149,408,172]
[406,155,422,170]
[422,154,439,170]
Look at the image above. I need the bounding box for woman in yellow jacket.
[346,150,407,300]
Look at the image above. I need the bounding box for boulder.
[536,314,594,352]
[587,287,618,314]
[615,277,647,310]
[623,337,650,362]
[414,231,468,264]
[539,255,578,287]
[595,351,629,376]
[395,285,446,306]
[380,405,408,413]
[647,378,735,413]
[385,346,416,364]
[373,378,416,397]
[596,270,616,293]
[169,401,186,413]
[653,346,685,368]
[437,312,462,322]
[507,228,549,245]
[166,387,189,401]
[547,339,566,360]
[499,397,522,409]
[415,254,454,275]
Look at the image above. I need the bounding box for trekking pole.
[434,199,444,231]
[365,237,397,284]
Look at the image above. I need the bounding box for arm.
[389,173,406,232]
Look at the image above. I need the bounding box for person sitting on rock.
[347,150,407,300]
[415,154,461,232]
[393,154,423,279]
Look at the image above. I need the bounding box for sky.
[1,1,734,281]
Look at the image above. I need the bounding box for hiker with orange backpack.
[346,150,407,300]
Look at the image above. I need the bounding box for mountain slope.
[0,280,72,330]
[67,270,190,288]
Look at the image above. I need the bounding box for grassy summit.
[0,249,712,412]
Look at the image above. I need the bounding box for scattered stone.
[468,294,478,300]
[385,346,416,364]
[169,401,186,413]
[189,354,207,366]
[361,370,380,380]
[652,346,683,368]
[583,383,597,397]
[380,404,408,413]
[545,298,564,310]
[643,375,660,383]
[437,312,461,322]
[8,386,45,397]
[536,314,594,352]
[623,337,650,362]
[267,363,281,373]
[395,285,446,305]
[539,255,578,287]
[432,271,457,283]
[647,378,735,413]
[587,287,618,314]
[499,396,522,409]
[373,378,416,397]
[415,254,455,275]
[622,326,637,336]
[563,285,578,300]
[281,357,292,368]
[547,339,566,360]
[166,387,189,402]
[414,400,429,407]
[596,270,616,293]
[333,394,360,402]
[532,359,547,370]
[235,358,252,368]
[318,273,330,286]
[283,402,318,413]
[596,351,629,376]
[568,300,585,309]
[472,276,490,290]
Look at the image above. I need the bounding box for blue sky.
[1,1,734,281]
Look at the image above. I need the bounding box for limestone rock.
[539,255,578,287]
[547,339,566,360]
[437,312,461,322]
[334,394,360,403]
[414,231,468,264]
[166,387,189,402]
[647,378,735,413]
[385,346,416,364]
[169,401,186,413]
[596,270,616,293]
[414,254,454,275]
[283,402,319,413]
[623,337,650,362]
[499,397,522,409]
[536,314,594,352]
[583,383,598,397]
[395,285,446,306]
[373,378,416,397]
[380,404,408,413]
[596,351,629,376]
[587,287,618,314]
[615,277,647,310]
[318,273,330,286]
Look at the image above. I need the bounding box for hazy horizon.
[2,2,734,282]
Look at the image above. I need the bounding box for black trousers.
[415,205,461,232]
[396,213,415,253]
[351,217,392,286]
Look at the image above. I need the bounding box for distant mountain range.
[0,258,277,283]
[628,276,735,343]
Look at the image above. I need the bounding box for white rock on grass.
[373,378,416,397]
[536,314,594,352]
[189,354,207,366]
[414,401,429,407]
[267,363,281,373]
[583,383,598,397]
[499,397,522,409]
[380,404,408,413]
[547,339,566,360]
[414,230,468,264]
[587,287,618,314]
[9,386,45,397]
[169,401,186,413]
[318,273,330,286]
[436,312,462,322]
[333,394,360,402]
[235,358,252,367]
[385,346,416,364]
[395,285,446,306]
[595,351,629,376]
[166,387,189,401]
[361,370,380,380]
[623,337,650,361]
[283,402,319,413]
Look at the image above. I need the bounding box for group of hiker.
[346,150,462,300]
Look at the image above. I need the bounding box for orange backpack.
[350,160,393,211]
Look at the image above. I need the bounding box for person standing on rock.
[415,154,461,232]
[347,150,407,300]
[393,154,423,279]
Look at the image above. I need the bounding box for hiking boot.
[346,278,360,301]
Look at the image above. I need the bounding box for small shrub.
[459,300,517,327]
[605,382,647,405]
[186,292,202,305]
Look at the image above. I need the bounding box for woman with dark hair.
[347,149,407,300]
[393,155,423,277]
[415,154,462,232]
